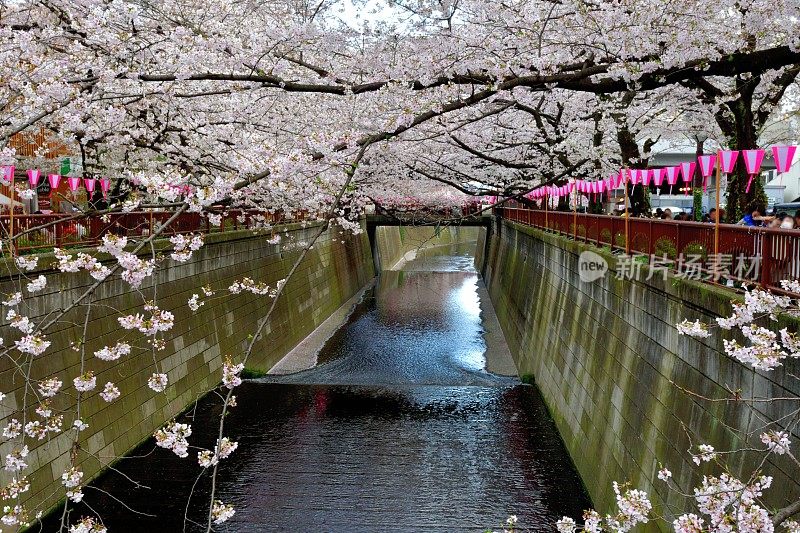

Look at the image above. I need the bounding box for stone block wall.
[0,221,374,519]
[481,220,800,528]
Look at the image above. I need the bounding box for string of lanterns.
[525,145,797,203]
[0,166,112,198]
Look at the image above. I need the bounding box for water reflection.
[273,268,508,387]
[46,241,590,532]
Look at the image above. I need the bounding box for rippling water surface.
[48,242,589,532]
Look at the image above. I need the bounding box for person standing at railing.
[769,215,797,280]
[709,208,726,224]
[768,215,784,229]
[737,206,768,226]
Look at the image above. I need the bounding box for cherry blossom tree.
[1,0,800,531]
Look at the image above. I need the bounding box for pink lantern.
[742,149,765,174]
[679,162,696,195]
[698,154,717,192]
[1,165,14,186]
[665,166,680,185]
[719,150,739,174]
[100,178,111,198]
[698,154,717,176]
[742,149,765,193]
[48,173,61,189]
[84,178,96,193]
[598,180,606,193]
[629,169,640,185]
[641,169,652,187]
[651,168,664,186]
[771,145,797,174]
[616,170,626,188]
[67,177,81,192]
[27,169,41,187]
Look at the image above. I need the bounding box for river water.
[49,242,590,532]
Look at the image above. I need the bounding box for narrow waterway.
[49,242,590,532]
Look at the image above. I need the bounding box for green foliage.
[241,367,267,379]
[654,237,678,259]
[682,241,708,261]
[588,196,604,214]
[693,189,703,221]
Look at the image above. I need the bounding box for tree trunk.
[724,90,768,222]
[617,125,650,217]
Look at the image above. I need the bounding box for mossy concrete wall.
[481,220,800,527]
[376,226,479,269]
[0,221,374,519]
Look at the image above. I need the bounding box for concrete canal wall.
[1,221,374,517]
[480,219,800,527]
[376,226,479,270]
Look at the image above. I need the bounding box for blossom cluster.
[211,500,235,524]
[54,249,111,280]
[38,377,63,398]
[4,401,64,441]
[557,482,651,533]
[94,342,132,361]
[15,334,51,356]
[222,357,244,389]
[229,277,285,297]
[73,372,97,392]
[197,437,239,468]
[676,286,800,371]
[760,431,791,455]
[118,305,175,336]
[100,382,121,402]
[26,275,46,293]
[692,444,718,466]
[689,474,773,533]
[169,233,203,262]
[154,422,192,458]
[148,373,169,392]
[62,467,84,503]
[69,516,106,533]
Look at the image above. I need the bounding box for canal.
[49,241,590,531]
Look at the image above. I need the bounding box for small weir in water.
[48,241,590,532]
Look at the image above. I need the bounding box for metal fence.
[0,210,304,254]
[498,206,800,293]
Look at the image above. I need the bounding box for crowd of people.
[735,207,799,229]
[624,206,800,230]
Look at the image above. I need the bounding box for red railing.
[498,206,800,292]
[0,209,304,254]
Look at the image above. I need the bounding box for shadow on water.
[45,241,590,532]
